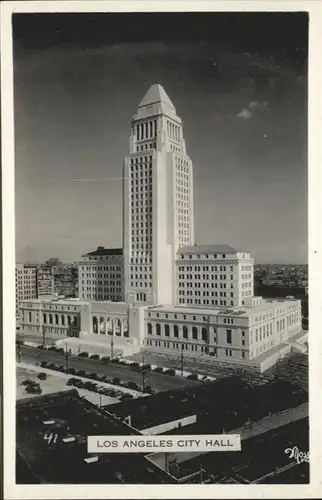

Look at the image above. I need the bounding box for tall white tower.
[123,83,195,305]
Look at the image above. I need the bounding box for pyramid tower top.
[138,83,175,109]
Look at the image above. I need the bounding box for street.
[17,345,200,393]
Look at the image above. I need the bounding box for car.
[100,356,110,364]
[37,372,47,380]
[78,352,89,358]
[25,383,41,394]
[89,354,100,360]
[66,377,78,386]
[21,379,35,386]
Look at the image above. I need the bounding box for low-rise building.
[19,293,303,372]
[144,296,302,371]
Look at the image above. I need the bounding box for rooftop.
[82,247,123,257]
[177,245,244,255]
[138,83,175,109]
[147,299,300,317]
[16,390,175,484]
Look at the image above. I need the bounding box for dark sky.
[13,12,308,264]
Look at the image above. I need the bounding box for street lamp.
[64,343,71,373]
[180,343,184,375]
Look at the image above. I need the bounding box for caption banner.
[88,434,241,453]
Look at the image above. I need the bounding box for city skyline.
[14,12,308,264]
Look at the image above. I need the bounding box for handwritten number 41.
[44,433,58,445]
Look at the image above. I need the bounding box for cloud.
[237,108,253,120]
[237,100,268,120]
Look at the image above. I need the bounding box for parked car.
[25,383,42,394]
[66,367,76,375]
[127,381,139,391]
[78,352,89,358]
[186,373,198,381]
[37,372,47,380]
[89,354,100,360]
[100,356,110,364]
[40,361,48,368]
[153,366,163,373]
[77,370,86,377]
[66,377,78,386]
[164,368,176,376]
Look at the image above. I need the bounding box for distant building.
[52,264,78,298]
[78,247,124,302]
[36,265,54,297]
[15,263,38,324]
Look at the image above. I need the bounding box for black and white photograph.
[2,2,320,496]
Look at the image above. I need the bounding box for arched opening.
[165,324,170,337]
[183,326,188,339]
[156,324,161,336]
[55,314,59,325]
[99,317,106,334]
[92,316,98,334]
[123,319,129,337]
[67,315,71,326]
[115,317,122,336]
[173,325,179,338]
[49,314,53,324]
[43,313,47,324]
[61,315,65,326]
[147,323,152,335]
[192,326,198,340]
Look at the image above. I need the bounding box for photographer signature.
[285,446,310,464]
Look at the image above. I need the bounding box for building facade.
[19,297,145,357]
[176,245,254,308]
[15,263,38,323]
[78,247,124,302]
[37,265,54,297]
[123,84,195,306]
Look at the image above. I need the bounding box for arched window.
[55,314,59,325]
[92,316,98,334]
[192,326,198,340]
[156,324,161,336]
[43,313,47,324]
[67,315,71,326]
[202,327,208,342]
[73,316,77,327]
[99,317,106,334]
[61,315,65,326]
[49,314,53,324]
[173,325,179,338]
[183,326,188,339]
[165,324,170,337]
[147,323,152,335]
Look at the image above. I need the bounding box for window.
[28,312,32,322]
[226,329,232,344]
[92,316,98,334]
[174,325,179,337]
[192,326,198,340]
[183,326,188,339]
[43,313,47,324]
[156,324,161,335]
[201,327,208,342]
[61,315,65,326]
[165,324,170,337]
[49,314,53,324]
[147,323,152,335]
